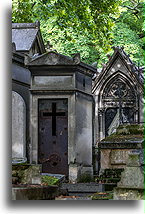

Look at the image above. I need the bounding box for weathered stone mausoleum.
[12,22,96,182]
[12,22,144,182]
[92,46,144,142]
[25,51,96,181]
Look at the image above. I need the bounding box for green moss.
[78,174,94,183]
[91,191,113,200]
[102,133,143,142]
[41,175,59,186]
[116,124,143,135]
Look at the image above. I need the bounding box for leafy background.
[12,0,145,68]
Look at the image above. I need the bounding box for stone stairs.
[40,171,122,200]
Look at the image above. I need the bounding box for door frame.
[38,98,68,174]
[30,94,76,177]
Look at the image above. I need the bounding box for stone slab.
[12,185,59,200]
[61,183,99,193]
[12,91,26,160]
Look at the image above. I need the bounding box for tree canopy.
[12,0,144,67]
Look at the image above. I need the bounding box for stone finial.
[72,53,81,64]
[45,41,53,51]
[112,46,123,51]
[35,20,40,28]
[45,41,57,52]
[106,54,111,59]
[24,54,32,65]
[12,42,16,52]
[91,61,98,68]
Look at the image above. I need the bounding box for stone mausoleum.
[12,22,144,182]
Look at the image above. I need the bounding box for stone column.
[99,108,105,141]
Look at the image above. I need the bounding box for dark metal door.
[38,99,68,175]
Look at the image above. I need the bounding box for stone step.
[61,182,117,197]
[61,182,100,195]
[55,196,92,200]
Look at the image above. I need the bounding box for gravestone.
[12,91,27,163]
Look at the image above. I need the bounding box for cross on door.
[42,103,65,136]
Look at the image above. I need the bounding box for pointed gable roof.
[12,21,45,54]
[92,46,143,93]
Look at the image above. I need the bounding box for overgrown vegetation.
[78,174,94,183]
[41,175,59,186]
[12,0,144,67]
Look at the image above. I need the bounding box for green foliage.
[41,20,102,65]
[41,175,59,186]
[78,174,94,183]
[12,0,33,23]
[12,0,144,66]
[112,22,144,65]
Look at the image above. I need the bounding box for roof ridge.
[12,21,40,29]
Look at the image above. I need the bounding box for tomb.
[92,46,144,142]
[12,22,46,162]
[25,51,96,182]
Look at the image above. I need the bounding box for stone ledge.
[99,142,143,149]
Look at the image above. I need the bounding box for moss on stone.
[91,191,113,200]
[41,175,59,186]
[12,164,41,184]
[102,124,143,142]
[116,124,143,135]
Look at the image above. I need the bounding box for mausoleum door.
[38,99,68,175]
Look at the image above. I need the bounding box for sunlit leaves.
[12,0,144,67]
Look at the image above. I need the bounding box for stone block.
[117,153,144,189]
[110,150,128,165]
[100,149,111,169]
[12,185,59,200]
[69,164,82,183]
[127,152,140,167]
[113,152,144,200]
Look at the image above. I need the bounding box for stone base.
[69,164,93,183]
[12,157,27,164]
[69,163,82,183]
[12,185,59,200]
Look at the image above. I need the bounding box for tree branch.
[122,4,140,11]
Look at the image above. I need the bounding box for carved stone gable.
[103,78,135,100]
